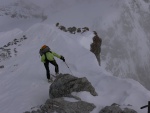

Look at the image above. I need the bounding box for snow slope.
[0,23,150,113]
[1,0,150,90]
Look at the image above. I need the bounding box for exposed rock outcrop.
[42,98,95,113]
[24,74,97,113]
[49,73,98,98]
[99,103,137,113]
[90,31,102,66]
[24,74,138,113]
[55,23,89,34]
[122,108,137,113]
[24,98,96,113]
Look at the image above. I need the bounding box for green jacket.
[41,51,61,63]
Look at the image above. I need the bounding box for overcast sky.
[0,0,49,7]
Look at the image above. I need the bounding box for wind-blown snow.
[0,23,150,113]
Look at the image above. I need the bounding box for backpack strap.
[44,51,52,62]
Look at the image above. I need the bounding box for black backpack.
[39,45,50,56]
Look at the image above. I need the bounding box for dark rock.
[82,27,89,33]
[42,98,96,113]
[56,22,59,27]
[24,74,97,113]
[122,108,137,113]
[90,31,102,66]
[67,27,76,34]
[77,28,81,33]
[49,73,98,99]
[99,104,122,113]
[24,112,30,113]
[0,65,4,68]
[59,26,67,32]
[25,98,96,113]
[99,103,137,113]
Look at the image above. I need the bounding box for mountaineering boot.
[56,72,59,76]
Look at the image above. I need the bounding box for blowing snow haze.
[0,0,150,113]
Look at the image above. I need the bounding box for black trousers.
[44,60,59,79]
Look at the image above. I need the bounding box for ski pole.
[64,62,74,75]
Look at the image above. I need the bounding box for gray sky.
[0,0,51,7]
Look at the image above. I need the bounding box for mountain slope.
[0,23,150,113]
[1,0,150,90]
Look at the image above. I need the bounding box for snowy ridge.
[0,23,150,113]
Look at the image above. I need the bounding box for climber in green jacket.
[40,45,65,82]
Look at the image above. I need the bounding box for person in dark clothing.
[40,45,65,82]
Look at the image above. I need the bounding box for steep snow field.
[0,24,150,113]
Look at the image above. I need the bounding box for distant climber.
[39,45,65,82]
[90,31,102,66]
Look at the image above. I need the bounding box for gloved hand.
[60,56,65,62]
